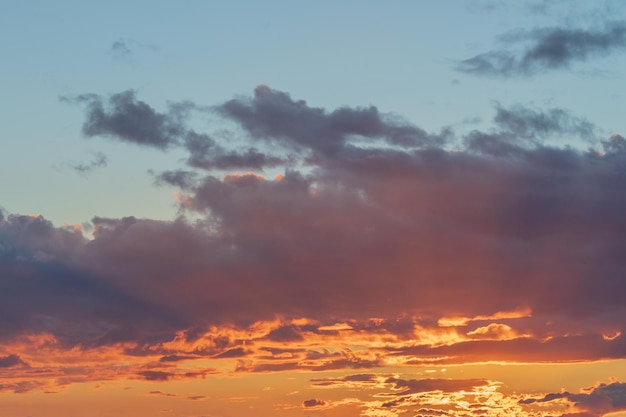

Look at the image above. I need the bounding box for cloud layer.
[9,87,626,352]
[4,86,626,417]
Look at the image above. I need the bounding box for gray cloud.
[183,131,284,171]
[152,169,199,189]
[3,86,623,365]
[217,85,449,157]
[138,371,172,381]
[458,22,626,77]
[520,382,626,416]
[266,325,304,342]
[303,398,326,408]
[0,214,187,346]
[493,104,598,141]
[63,91,285,171]
[385,378,489,395]
[63,90,188,149]
[0,354,27,368]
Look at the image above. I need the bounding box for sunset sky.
[3,1,626,416]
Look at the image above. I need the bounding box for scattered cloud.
[457,22,626,77]
[67,152,108,174]
[110,38,160,63]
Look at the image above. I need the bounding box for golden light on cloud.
[603,331,622,341]
[466,323,522,340]
[437,307,532,328]
[4,47,626,417]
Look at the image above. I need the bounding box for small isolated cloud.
[149,390,177,397]
[138,371,172,381]
[303,398,326,408]
[111,39,132,61]
[457,22,626,77]
[110,38,159,63]
[68,152,108,174]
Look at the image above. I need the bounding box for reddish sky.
[3,1,626,417]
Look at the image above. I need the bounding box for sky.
[2,1,626,416]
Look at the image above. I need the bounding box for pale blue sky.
[1,0,625,227]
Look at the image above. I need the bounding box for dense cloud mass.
[458,22,626,76]
[4,85,626,417]
[5,86,626,358]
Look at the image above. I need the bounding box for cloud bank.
[3,87,626,413]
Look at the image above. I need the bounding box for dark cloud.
[148,390,177,397]
[266,325,304,342]
[458,22,626,77]
[0,86,622,369]
[519,391,569,404]
[385,378,489,395]
[520,382,626,416]
[64,90,284,171]
[0,214,186,346]
[303,398,326,408]
[138,371,172,381]
[0,354,27,368]
[62,90,188,149]
[183,131,284,171]
[393,332,626,364]
[415,408,448,416]
[217,85,449,157]
[602,133,626,154]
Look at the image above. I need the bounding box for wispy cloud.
[67,152,108,174]
[457,22,626,77]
